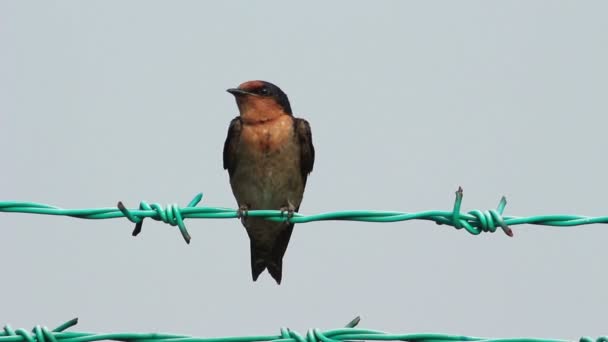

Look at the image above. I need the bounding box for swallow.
[223,80,315,284]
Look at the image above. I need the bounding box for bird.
[223,80,315,284]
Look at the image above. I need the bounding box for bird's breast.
[231,114,304,209]
[240,115,294,154]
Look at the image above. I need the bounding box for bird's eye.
[259,87,269,95]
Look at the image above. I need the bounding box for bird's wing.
[293,118,315,184]
[223,116,242,176]
[267,118,315,281]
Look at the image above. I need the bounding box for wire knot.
[117,193,204,244]
[278,317,360,342]
[279,328,303,342]
[2,325,54,342]
[279,327,329,342]
[450,187,513,237]
[2,318,78,342]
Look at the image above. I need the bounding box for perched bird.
[223,80,315,284]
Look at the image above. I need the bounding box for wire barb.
[344,316,361,328]
[117,194,204,244]
[1,317,605,342]
[445,186,513,237]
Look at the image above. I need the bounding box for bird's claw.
[237,205,249,219]
[279,204,295,221]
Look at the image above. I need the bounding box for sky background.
[1,1,608,340]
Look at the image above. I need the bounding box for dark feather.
[293,118,315,184]
[267,222,294,284]
[258,118,313,284]
[223,116,242,176]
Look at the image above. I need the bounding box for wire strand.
[4,187,608,244]
[1,317,604,342]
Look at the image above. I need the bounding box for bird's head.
[227,81,292,124]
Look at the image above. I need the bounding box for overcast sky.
[1,1,608,341]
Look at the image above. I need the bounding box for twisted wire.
[4,187,608,244]
[1,317,605,342]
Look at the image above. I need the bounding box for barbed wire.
[0,317,604,342]
[2,187,608,244]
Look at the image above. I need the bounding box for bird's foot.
[279,202,296,221]
[237,204,249,219]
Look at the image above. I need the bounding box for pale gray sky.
[1,1,608,340]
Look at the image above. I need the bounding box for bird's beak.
[227,88,252,97]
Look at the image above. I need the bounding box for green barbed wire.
[0,317,605,342]
[3,186,608,244]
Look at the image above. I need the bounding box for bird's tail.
[249,239,286,285]
[250,244,268,282]
[249,224,294,285]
